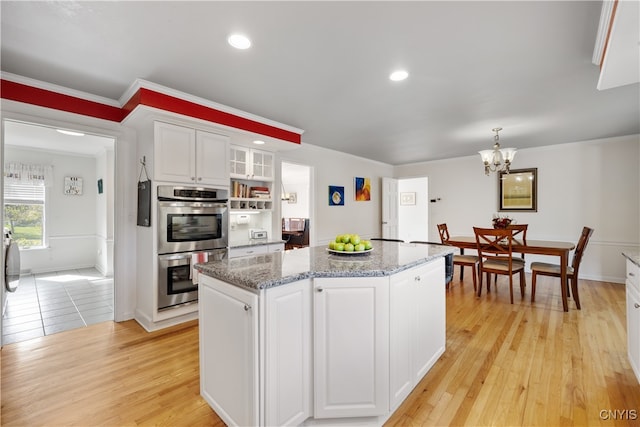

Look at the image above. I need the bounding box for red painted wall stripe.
[134,88,301,144]
[1,80,125,122]
[1,79,302,144]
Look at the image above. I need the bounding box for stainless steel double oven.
[157,185,228,311]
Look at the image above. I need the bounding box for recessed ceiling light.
[56,129,85,136]
[389,70,409,81]
[228,34,251,50]
[253,140,265,145]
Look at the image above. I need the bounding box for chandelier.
[478,127,517,175]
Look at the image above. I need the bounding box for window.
[4,183,46,249]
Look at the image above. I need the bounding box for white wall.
[5,146,100,273]
[280,143,395,245]
[395,134,640,283]
[398,177,429,243]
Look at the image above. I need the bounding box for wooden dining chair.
[473,227,526,304]
[437,223,478,291]
[492,223,528,283]
[530,226,594,310]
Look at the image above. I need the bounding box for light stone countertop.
[623,250,640,268]
[197,240,455,292]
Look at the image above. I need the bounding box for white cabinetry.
[313,277,390,419]
[154,121,229,186]
[199,275,259,427]
[228,243,284,259]
[264,279,312,426]
[626,259,640,383]
[230,145,274,181]
[389,259,446,410]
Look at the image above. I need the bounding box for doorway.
[2,120,115,345]
[281,162,312,249]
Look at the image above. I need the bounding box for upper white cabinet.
[154,121,230,186]
[230,145,274,181]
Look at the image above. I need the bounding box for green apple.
[342,234,352,243]
[354,243,365,251]
[336,235,343,243]
[344,243,355,252]
[335,242,345,251]
[329,241,336,250]
[350,235,361,245]
[363,240,372,250]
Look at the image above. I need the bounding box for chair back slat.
[507,224,528,246]
[571,227,594,273]
[437,223,450,244]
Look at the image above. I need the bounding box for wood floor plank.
[2,269,639,426]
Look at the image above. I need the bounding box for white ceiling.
[4,120,114,157]
[1,1,638,165]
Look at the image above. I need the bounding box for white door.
[265,279,312,426]
[199,276,259,427]
[382,177,399,239]
[313,277,389,419]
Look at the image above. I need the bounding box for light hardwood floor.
[1,271,639,426]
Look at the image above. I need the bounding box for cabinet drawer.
[627,259,640,293]
[229,245,268,259]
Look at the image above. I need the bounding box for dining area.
[433,222,593,312]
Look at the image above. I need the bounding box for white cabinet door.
[154,122,196,183]
[313,277,389,419]
[413,259,446,382]
[627,285,640,383]
[195,130,230,186]
[230,145,250,178]
[389,267,415,408]
[230,145,274,181]
[265,279,312,426]
[199,276,259,427]
[250,149,274,181]
[390,259,446,410]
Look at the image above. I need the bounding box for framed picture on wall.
[64,176,83,195]
[400,192,416,205]
[329,186,344,206]
[354,177,371,201]
[498,168,537,211]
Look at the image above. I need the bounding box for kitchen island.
[196,240,454,426]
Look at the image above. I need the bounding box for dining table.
[446,236,576,312]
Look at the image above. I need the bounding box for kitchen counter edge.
[197,243,455,292]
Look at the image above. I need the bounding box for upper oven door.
[158,201,228,254]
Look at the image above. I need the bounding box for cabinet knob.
[635,303,640,309]
[630,272,636,277]
[415,276,421,281]
[190,177,196,181]
[197,177,202,181]
[244,304,251,311]
[317,288,324,292]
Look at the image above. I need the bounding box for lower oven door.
[157,249,226,311]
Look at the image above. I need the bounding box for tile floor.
[2,268,113,345]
